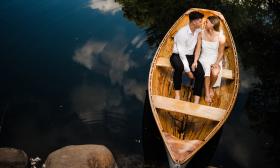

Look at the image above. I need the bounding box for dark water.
[0,0,279,167]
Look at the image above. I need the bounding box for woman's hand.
[211,63,219,69]
[191,61,198,72]
[211,63,221,76]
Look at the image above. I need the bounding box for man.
[170,11,205,104]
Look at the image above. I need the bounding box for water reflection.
[131,34,147,49]
[117,0,280,167]
[73,39,137,85]
[0,0,148,165]
[89,0,122,14]
[73,41,107,70]
[239,64,261,93]
[72,37,147,103]
[71,83,120,125]
[0,0,279,167]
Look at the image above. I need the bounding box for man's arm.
[192,32,202,71]
[174,29,191,72]
[176,28,194,78]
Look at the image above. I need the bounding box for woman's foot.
[205,95,212,104]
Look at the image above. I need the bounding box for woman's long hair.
[208,16,220,31]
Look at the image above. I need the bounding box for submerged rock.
[45,145,117,168]
[0,148,28,168]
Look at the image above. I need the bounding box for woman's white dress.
[199,30,223,87]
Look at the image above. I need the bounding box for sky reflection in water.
[0,0,279,167]
[0,0,152,163]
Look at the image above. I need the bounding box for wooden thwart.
[152,95,226,121]
[156,57,234,79]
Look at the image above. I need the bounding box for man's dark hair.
[189,11,204,22]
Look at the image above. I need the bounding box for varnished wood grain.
[152,95,226,121]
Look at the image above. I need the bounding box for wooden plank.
[221,69,233,80]
[156,57,234,79]
[156,56,172,67]
[152,95,226,121]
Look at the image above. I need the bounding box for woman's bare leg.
[204,76,212,103]
[209,65,220,98]
[209,76,217,98]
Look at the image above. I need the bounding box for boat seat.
[156,57,234,80]
[152,95,226,121]
[163,132,202,163]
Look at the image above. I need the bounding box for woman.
[191,16,226,103]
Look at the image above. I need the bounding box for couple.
[170,11,226,104]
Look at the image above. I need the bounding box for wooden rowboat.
[148,8,239,167]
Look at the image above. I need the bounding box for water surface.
[0,0,279,167]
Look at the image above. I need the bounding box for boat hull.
[148,8,239,166]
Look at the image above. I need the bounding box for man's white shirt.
[173,25,201,72]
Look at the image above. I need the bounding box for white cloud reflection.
[123,79,146,102]
[73,41,106,70]
[73,37,146,102]
[73,40,134,83]
[89,0,122,14]
[72,30,147,129]
[131,34,146,49]
[105,45,136,85]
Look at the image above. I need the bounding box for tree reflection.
[117,0,280,166]
[117,0,187,47]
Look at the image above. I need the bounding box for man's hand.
[186,71,195,79]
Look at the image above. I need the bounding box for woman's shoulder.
[198,29,204,37]
[218,31,226,43]
[219,35,226,44]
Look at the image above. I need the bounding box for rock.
[0,147,28,168]
[45,145,117,168]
